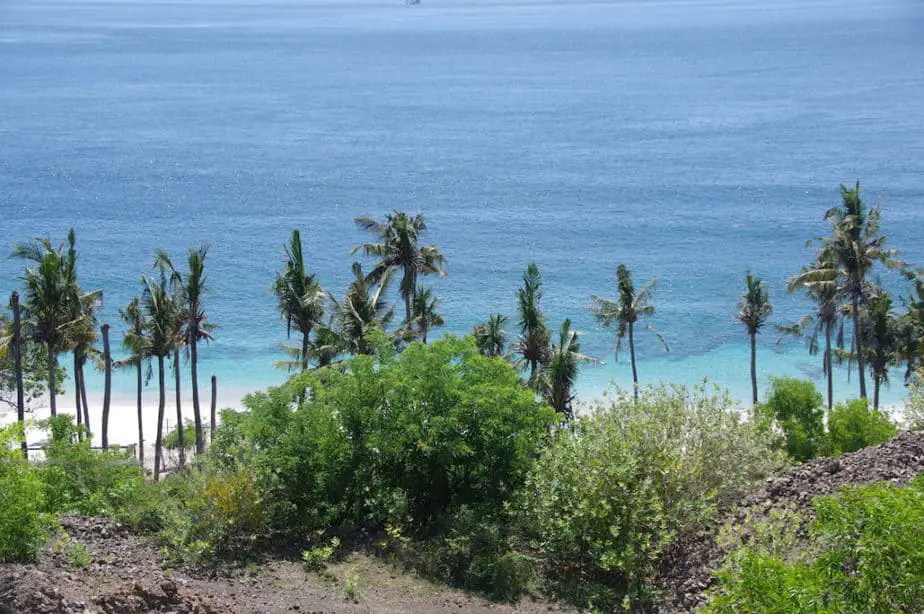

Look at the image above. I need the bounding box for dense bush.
[37,416,145,516]
[827,398,897,454]
[0,424,50,562]
[519,384,786,610]
[706,476,924,613]
[759,377,826,462]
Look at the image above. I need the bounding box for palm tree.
[172,345,185,467]
[156,245,215,455]
[539,319,598,420]
[410,285,444,344]
[12,236,73,417]
[118,297,148,466]
[512,263,549,387]
[812,182,904,399]
[353,211,446,325]
[101,323,112,450]
[736,273,772,406]
[274,230,325,372]
[588,265,667,398]
[142,273,181,481]
[326,262,395,356]
[863,288,899,410]
[473,314,508,358]
[785,257,842,411]
[896,275,924,383]
[11,291,27,458]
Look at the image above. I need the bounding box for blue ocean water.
[1,0,923,407]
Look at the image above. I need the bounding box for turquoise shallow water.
[1,0,923,408]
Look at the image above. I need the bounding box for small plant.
[301,536,340,571]
[344,572,359,602]
[827,398,896,454]
[66,541,94,568]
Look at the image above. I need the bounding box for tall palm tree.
[736,273,772,406]
[326,262,395,356]
[785,257,842,411]
[142,273,181,481]
[101,323,112,450]
[812,181,904,399]
[12,236,73,417]
[588,265,667,398]
[512,262,549,387]
[156,245,214,455]
[11,292,27,457]
[410,285,444,344]
[118,297,148,466]
[896,275,924,383]
[274,230,325,372]
[863,288,899,410]
[473,314,508,358]
[539,319,598,420]
[353,211,446,325]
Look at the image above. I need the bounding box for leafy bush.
[759,378,826,461]
[0,424,50,562]
[827,398,897,454]
[37,415,145,516]
[519,384,786,610]
[233,336,556,534]
[905,371,924,430]
[706,476,924,613]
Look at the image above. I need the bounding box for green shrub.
[827,398,897,454]
[37,415,145,516]
[706,476,924,613]
[759,378,826,461]
[905,371,924,430]
[0,424,50,562]
[519,384,786,610]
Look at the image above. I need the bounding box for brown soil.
[0,517,569,614]
[654,430,924,613]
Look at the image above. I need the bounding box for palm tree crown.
[473,314,508,358]
[274,230,325,372]
[512,262,550,386]
[539,319,598,420]
[410,285,444,344]
[352,211,446,324]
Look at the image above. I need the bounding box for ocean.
[2,0,923,411]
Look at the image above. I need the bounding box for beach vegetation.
[736,273,772,406]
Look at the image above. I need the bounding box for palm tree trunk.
[79,360,91,439]
[873,377,880,411]
[422,324,428,345]
[404,292,412,326]
[628,322,639,399]
[824,324,833,413]
[136,359,144,467]
[174,348,185,468]
[750,332,758,406]
[210,374,217,443]
[74,352,83,428]
[190,334,203,455]
[154,355,166,482]
[852,295,867,399]
[47,345,57,417]
[301,331,310,372]
[102,324,112,450]
[12,292,27,458]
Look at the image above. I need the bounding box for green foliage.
[905,372,924,430]
[53,536,93,568]
[163,419,199,451]
[301,536,340,571]
[37,416,145,516]
[706,476,924,613]
[759,377,826,461]
[0,424,50,562]
[519,384,785,610]
[827,398,897,454]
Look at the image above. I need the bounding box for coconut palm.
[142,273,182,481]
[736,273,772,406]
[118,296,148,466]
[588,265,667,398]
[410,285,444,344]
[896,275,924,383]
[353,211,446,325]
[274,230,325,372]
[473,314,508,358]
[326,262,395,356]
[784,257,842,411]
[811,181,904,399]
[12,235,74,417]
[539,319,599,420]
[155,245,215,455]
[863,288,899,410]
[512,263,550,387]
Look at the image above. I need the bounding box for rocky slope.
[654,430,924,612]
